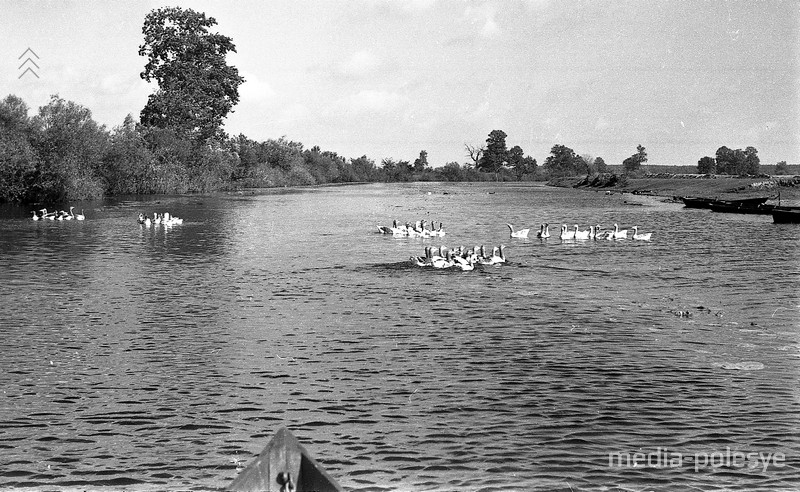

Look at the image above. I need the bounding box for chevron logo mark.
[18,48,40,79]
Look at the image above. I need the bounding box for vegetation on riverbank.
[1,6,795,206]
[549,173,800,202]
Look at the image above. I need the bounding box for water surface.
[1,183,798,491]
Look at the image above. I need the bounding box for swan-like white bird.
[560,224,575,240]
[506,223,530,239]
[541,223,551,238]
[632,226,652,241]
[612,223,628,240]
[574,225,591,240]
[69,206,85,220]
[31,211,41,220]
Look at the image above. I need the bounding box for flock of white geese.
[137,212,184,226]
[410,245,506,271]
[31,207,84,221]
[506,223,652,241]
[378,218,652,272]
[377,220,445,237]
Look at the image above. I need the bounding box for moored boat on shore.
[772,206,800,224]
[683,195,773,212]
[709,201,776,215]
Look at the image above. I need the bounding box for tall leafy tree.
[478,130,508,173]
[715,146,734,174]
[594,156,607,173]
[0,95,37,202]
[743,146,760,175]
[30,95,108,201]
[139,7,245,142]
[697,156,716,174]
[413,150,429,172]
[543,144,578,177]
[623,144,647,174]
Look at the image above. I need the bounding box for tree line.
[0,6,786,204]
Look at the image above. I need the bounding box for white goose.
[490,244,506,264]
[612,223,628,240]
[506,223,530,239]
[589,224,602,240]
[410,246,432,267]
[540,223,551,238]
[573,225,591,240]
[560,224,575,240]
[31,211,41,221]
[431,251,454,269]
[632,226,652,241]
[70,206,85,220]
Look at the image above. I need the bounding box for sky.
[1,0,798,167]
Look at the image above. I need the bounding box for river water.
[1,182,798,491]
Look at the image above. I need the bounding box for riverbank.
[549,174,800,204]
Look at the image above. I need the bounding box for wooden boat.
[681,197,714,209]
[729,196,772,207]
[683,196,772,211]
[772,206,800,224]
[227,427,342,492]
[709,201,776,215]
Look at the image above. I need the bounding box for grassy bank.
[549,174,800,204]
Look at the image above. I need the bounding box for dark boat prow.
[227,427,342,492]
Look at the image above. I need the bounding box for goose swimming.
[560,224,575,240]
[612,223,628,240]
[506,223,530,238]
[574,224,590,240]
[632,226,652,241]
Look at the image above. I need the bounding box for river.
[1,182,798,491]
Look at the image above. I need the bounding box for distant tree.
[478,130,508,173]
[439,161,464,181]
[715,146,734,174]
[465,143,484,169]
[623,144,647,174]
[349,155,376,182]
[381,157,412,182]
[413,150,429,172]
[594,156,607,173]
[774,160,789,175]
[744,146,760,175]
[697,156,716,174]
[510,150,536,180]
[715,145,760,175]
[543,144,578,177]
[507,145,524,179]
[0,95,36,202]
[139,7,245,142]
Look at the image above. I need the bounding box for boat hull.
[227,427,342,492]
[772,207,800,224]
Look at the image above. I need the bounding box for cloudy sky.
[2,0,797,167]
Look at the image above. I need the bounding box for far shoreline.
[547,174,800,205]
